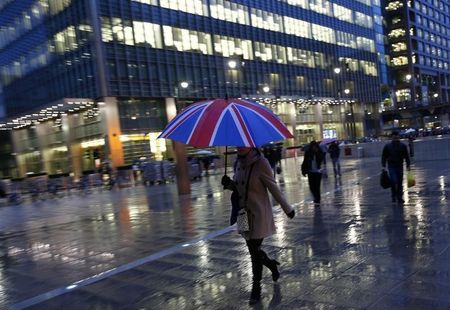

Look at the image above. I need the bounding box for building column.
[166,97,190,195]
[10,130,26,177]
[99,97,124,168]
[62,114,82,179]
[313,103,323,140]
[288,101,297,145]
[35,123,52,174]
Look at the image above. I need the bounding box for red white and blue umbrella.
[158,98,293,147]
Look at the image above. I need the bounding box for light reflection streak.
[197,240,209,266]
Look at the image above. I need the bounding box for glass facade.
[0,0,385,176]
[382,0,450,130]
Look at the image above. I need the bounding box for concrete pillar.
[314,103,323,140]
[11,130,26,177]
[165,97,190,195]
[288,101,297,145]
[35,123,51,174]
[99,97,124,168]
[62,113,83,179]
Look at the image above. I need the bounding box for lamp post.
[172,81,191,195]
[343,88,356,142]
[227,58,247,97]
[334,67,347,140]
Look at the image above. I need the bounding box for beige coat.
[233,150,293,239]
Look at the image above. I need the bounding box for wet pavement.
[0,157,449,309]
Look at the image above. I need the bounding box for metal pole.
[350,102,356,142]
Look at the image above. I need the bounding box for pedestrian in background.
[408,135,415,158]
[319,142,328,178]
[382,131,411,203]
[328,141,341,177]
[262,146,280,176]
[301,141,325,205]
[222,147,295,305]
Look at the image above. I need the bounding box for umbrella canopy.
[320,138,337,145]
[158,98,293,147]
[192,150,214,156]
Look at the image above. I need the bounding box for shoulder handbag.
[236,163,255,233]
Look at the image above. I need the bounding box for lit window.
[101,18,113,42]
[162,26,212,55]
[388,29,406,38]
[254,42,286,63]
[391,42,407,52]
[391,56,409,66]
[284,17,311,38]
[213,35,253,59]
[48,0,71,15]
[357,37,375,52]
[355,12,373,28]
[133,21,162,48]
[333,3,353,23]
[395,89,411,102]
[53,26,77,53]
[210,0,250,25]
[385,1,403,11]
[312,24,335,44]
[286,48,315,67]
[160,0,208,16]
[336,31,356,48]
[359,60,378,76]
[250,8,283,32]
[131,0,157,4]
[282,0,308,9]
[309,0,332,16]
[339,57,359,71]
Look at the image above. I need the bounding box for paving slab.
[0,157,449,309]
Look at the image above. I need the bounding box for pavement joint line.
[6,168,401,309]
[9,226,234,310]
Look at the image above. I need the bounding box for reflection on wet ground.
[1,157,449,309]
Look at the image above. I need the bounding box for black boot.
[249,281,261,305]
[261,251,280,282]
[267,259,280,282]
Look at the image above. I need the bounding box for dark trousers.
[246,238,273,283]
[331,158,341,176]
[388,165,404,199]
[308,172,322,203]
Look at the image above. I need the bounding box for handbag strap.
[242,162,256,208]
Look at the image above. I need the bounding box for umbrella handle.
[224,146,228,175]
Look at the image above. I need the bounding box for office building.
[0,0,382,177]
[382,0,450,131]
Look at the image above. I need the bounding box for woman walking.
[222,147,295,305]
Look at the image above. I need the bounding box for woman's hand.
[221,175,232,189]
[287,210,295,219]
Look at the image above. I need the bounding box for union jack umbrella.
[158,98,294,147]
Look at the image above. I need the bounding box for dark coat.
[382,141,411,168]
[301,148,325,176]
[328,143,340,159]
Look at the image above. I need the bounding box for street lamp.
[263,86,270,93]
[180,81,189,89]
[343,89,356,142]
[227,60,237,69]
[333,67,341,74]
[405,74,412,82]
[172,81,191,195]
